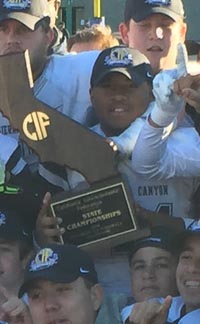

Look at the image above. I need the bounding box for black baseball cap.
[185,40,200,56]
[175,222,200,253]
[129,226,177,262]
[124,0,185,23]
[19,243,98,297]
[90,45,153,88]
[0,0,50,30]
[0,206,32,243]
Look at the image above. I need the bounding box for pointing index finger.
[176,43,188,78]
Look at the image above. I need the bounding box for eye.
[156,263,169,269]
[56,285,71,293]
[29,290,41,300]
[180,252,192,261]
[132,264,145,271]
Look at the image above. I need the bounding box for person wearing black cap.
[0,243,127,324]
[123,223,200,324]
[0,206,33,297]
[90,44,198,225]
[119,0,187,75]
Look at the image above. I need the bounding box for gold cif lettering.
[23,112,50,141]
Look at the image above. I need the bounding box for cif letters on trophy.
[0,51,149,248]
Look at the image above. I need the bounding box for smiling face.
[176,234,200,314]
[90,72,152,136]
[130,246,178,302]
[27,278,102,324]
[119,14,187,74]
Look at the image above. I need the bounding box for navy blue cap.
[129,226,177,261]
[0,0,50,30]
[124,0,185,23]
[91,45,152,88]
[19,243,98,297]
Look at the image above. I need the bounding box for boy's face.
[130,246,178,302]
[90,72,152,136]
[27,277,102,324]
[0,240,27,296]
[119,14,187,74]
[176,235,200,313]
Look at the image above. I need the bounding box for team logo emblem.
[145,0,171,5]
[0,213,6,226]
[3,0,31,10]
[23,111,50,141]
[104,48,133,67]
[30,248,58,272]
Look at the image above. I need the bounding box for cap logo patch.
[145,0,171,6]
[104,48,133,67]
[3,0,31,10]
[30,248,58,272]
[188,220,200,232]
[80,267,90,274]
[140,237,162,244]
[0,212,6,226]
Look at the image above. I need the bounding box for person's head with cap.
[90,45,153,137]
[176,222,200,314]
[119,0,187,74]
[0,205,33,296]
[19,243,103,324]
[0,0,54,80]
[129,226,179,302]
[185,40,200,62]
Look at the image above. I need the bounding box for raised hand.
[150,43,187,127]
[0,286,33,324]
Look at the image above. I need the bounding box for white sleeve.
[121,305,134,323]
[0,134,18,164]
[131,118,200,179]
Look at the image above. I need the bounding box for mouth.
[110,107,128,114]
[47,320,68,324]
[3,48,23,55]
[185,281,200,288]
[141,286,158,292]
[147,46,163,52]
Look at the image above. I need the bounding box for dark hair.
[18,240,33,261]
[35,17,51,33]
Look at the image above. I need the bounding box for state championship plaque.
[50,176,137,247]
[0,52,147,248]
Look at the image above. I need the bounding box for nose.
[148,26,164,40]
[6,28,21,46]
[189,258,200,273]
[143,265,156,279]
[44,295,60,312]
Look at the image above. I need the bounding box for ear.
[90,88,96,106]
[119,22,129,45]
[55,0,61,15]
[21,250,34,271]
[90,284,103,312]
[45,27,55,47]
[180,22,187,43]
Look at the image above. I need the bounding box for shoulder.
[43,51,100,85]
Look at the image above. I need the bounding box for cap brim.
[134,8,182,22]
[92,69,147,87]
[0,13,49,30]
[19,269,79,298]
